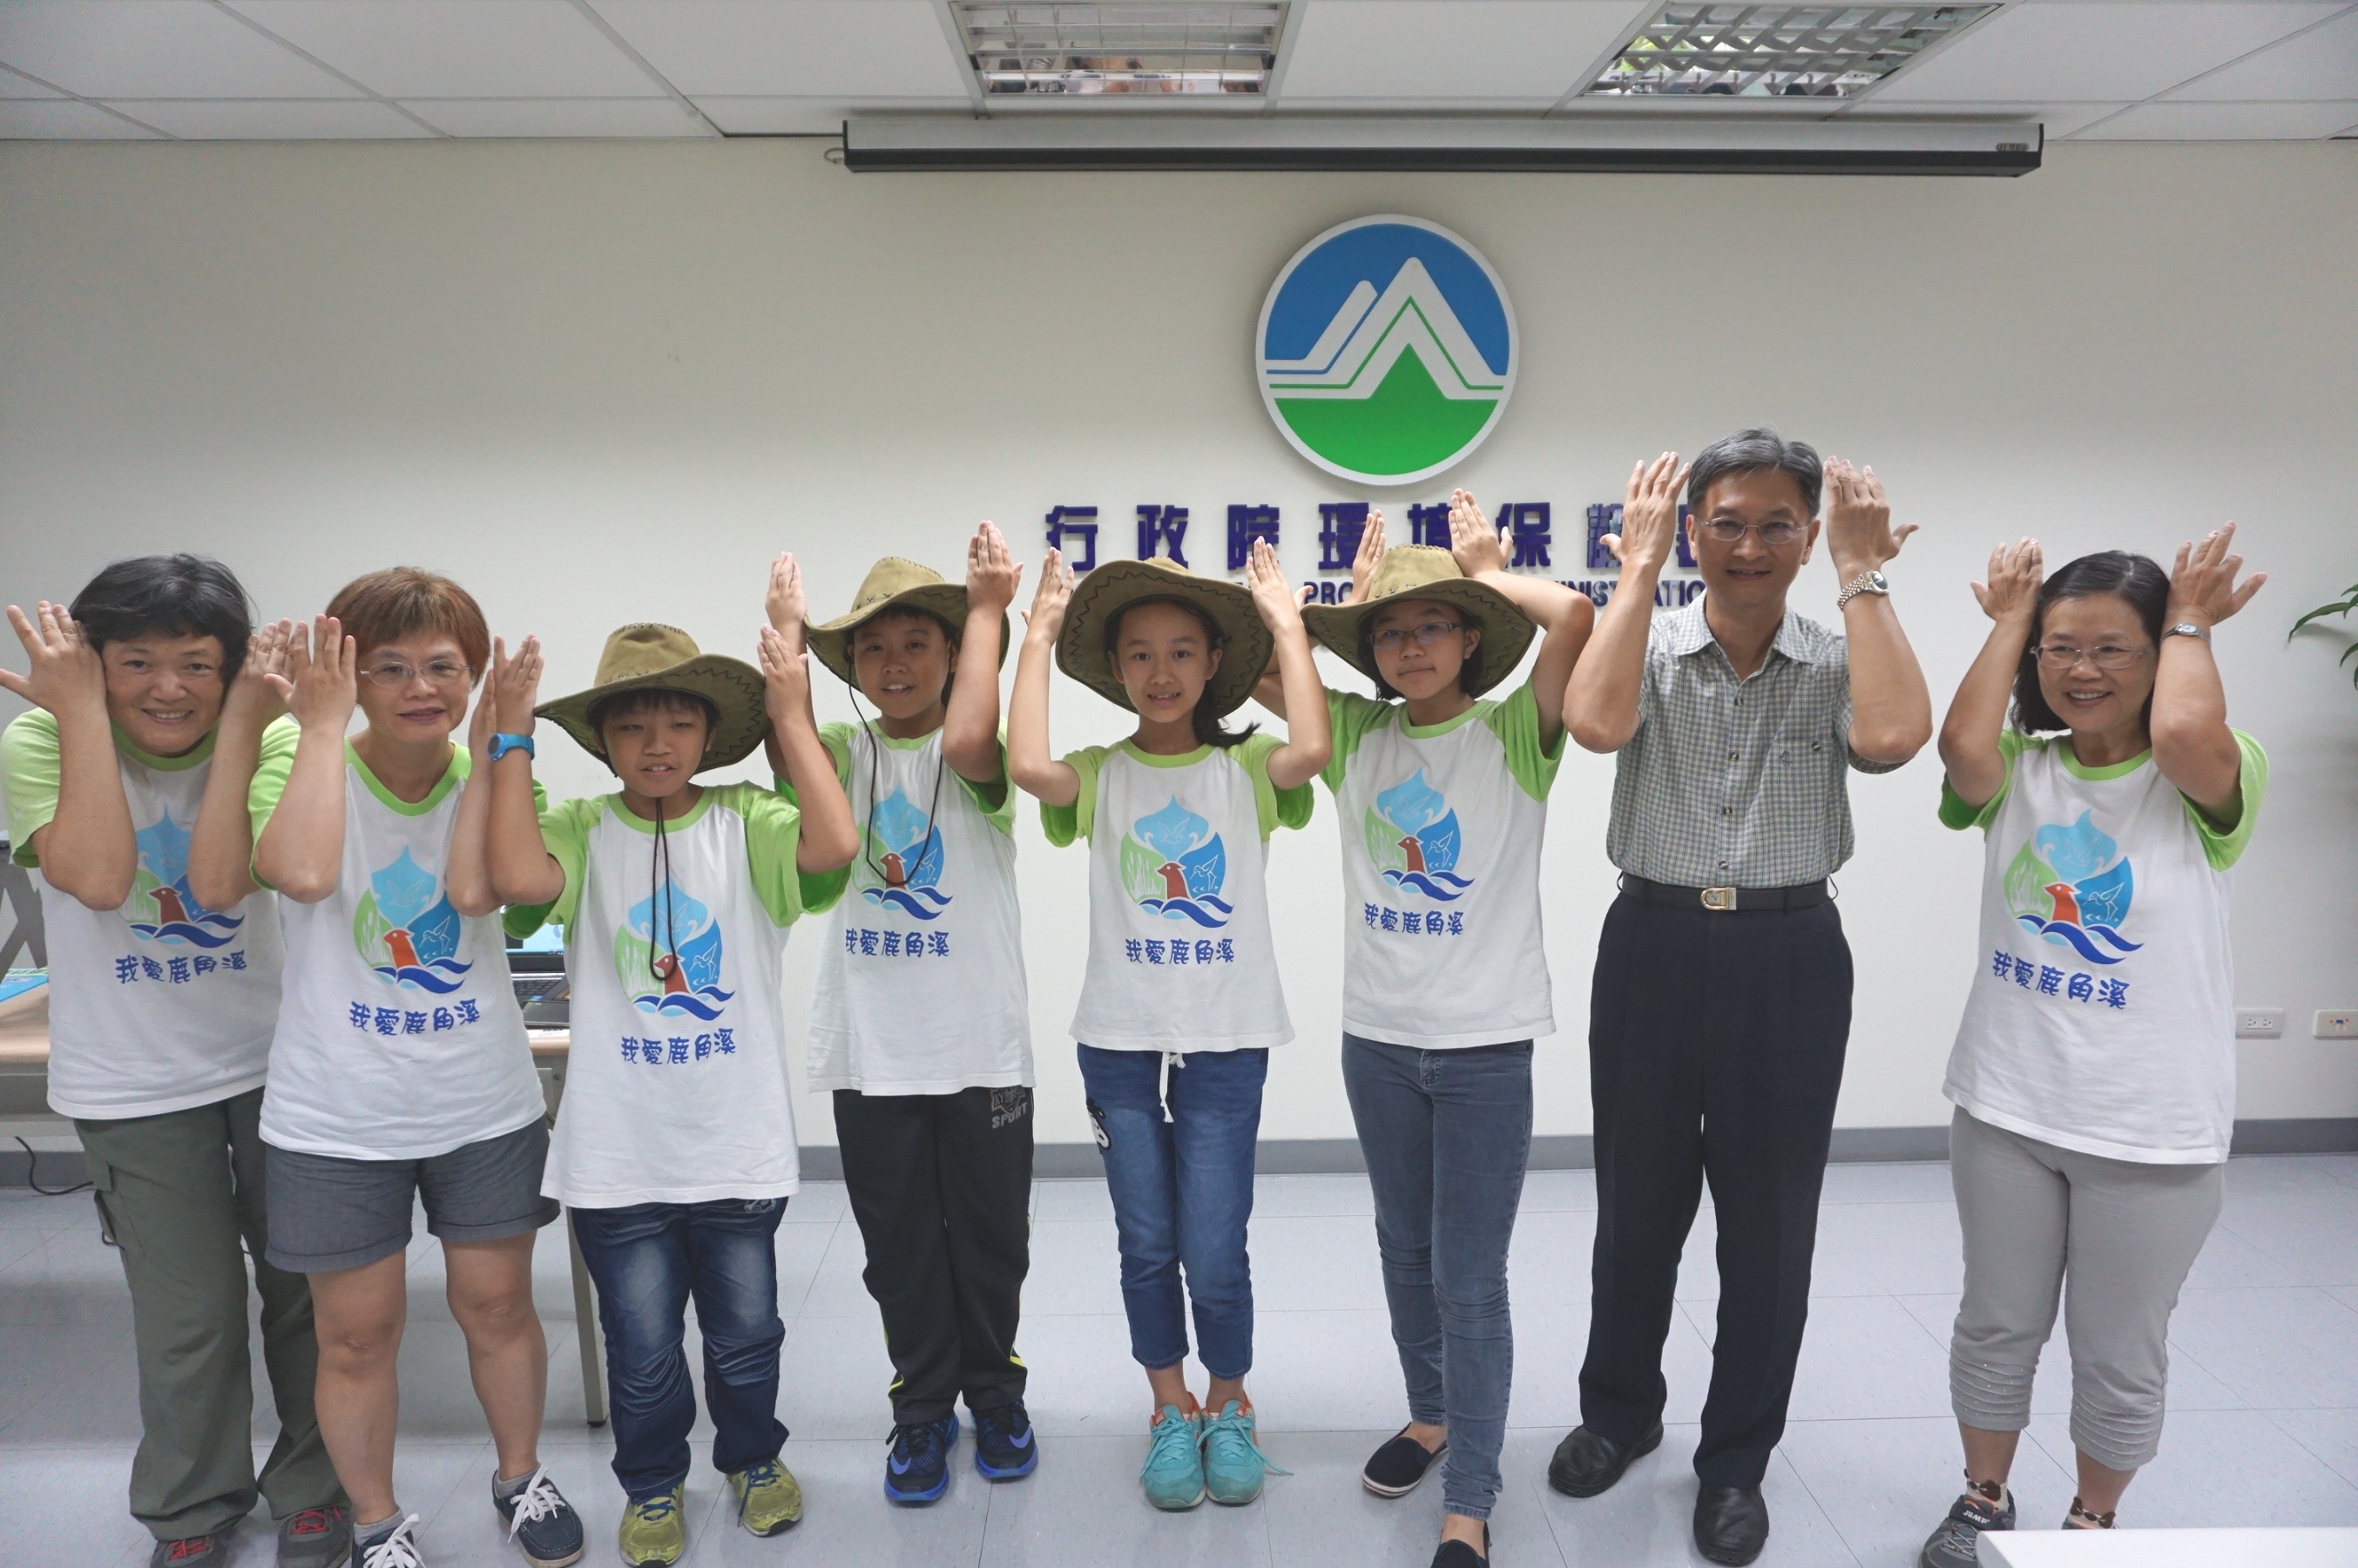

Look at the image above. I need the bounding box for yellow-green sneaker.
[616,1488,686,1566]
[728,1458,804,1536]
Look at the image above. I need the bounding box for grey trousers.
[77,1088,345,1539]
[1948,1107,2223,1472]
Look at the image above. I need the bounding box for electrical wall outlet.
[2318,1011,2358,1040]
[2236,1009,2286,1038]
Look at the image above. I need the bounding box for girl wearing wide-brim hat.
[791,526,1044,1506]
[1267,493,1592,1568]
[1006,541,1330,1513]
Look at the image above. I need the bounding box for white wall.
[3,138,2355,1151]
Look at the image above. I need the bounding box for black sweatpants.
[834,1085,1035,1426]
[1578,890,1853,1489]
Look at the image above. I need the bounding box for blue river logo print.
[1119,797,1233,928]
[1366,770,1476,902]
[617,880,734,1020]
[2003,811,2141,966]
[125,811,242,948]
[859,787,952,920]
[352,848,470,992]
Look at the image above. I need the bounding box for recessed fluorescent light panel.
[1584,3,1997,100]
[953,3,1286,97]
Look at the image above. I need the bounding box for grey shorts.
[263,1119,559,1274]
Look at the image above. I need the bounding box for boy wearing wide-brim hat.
[477,564,857,1567]
[785,524,1043,1506]
[1007,540,1329,1513]
[1271,495,1592,1567]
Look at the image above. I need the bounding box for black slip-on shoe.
[1361,1427,1446,1497]
[1694,1484,1770,1566]
[1429,1521,1489,1566]
[1545,1423,1663,1498]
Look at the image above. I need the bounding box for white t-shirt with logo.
[1,713,290,1119]
[800,724,1031,1095]
[1043,733,1314,1054]
[520,783,804,1207]
[1942,728,2267,1165]
[1323,684,1564,1050]
[251,731,548,1161]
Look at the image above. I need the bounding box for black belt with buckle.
[1618,874,1831,913]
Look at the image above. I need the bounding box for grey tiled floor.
[7,1158,2358,1565]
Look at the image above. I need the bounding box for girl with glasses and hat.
[1007,537,1329,1514]
[474,555,856,1567]
[1270,493,1591,1568]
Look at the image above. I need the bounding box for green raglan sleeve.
[1938,727,2032,833]
[1040,747,1107,848]
[780,723,856,914]
[1320,688,1391,796]
[1479,682,1567,801]
[503,794,600,940]
[246,716,305,839]
[1238,731,1315,840]
[952,735,1015,836]
[728,783,806,929]
[1,710,62,866]
[2183,730,2268,871]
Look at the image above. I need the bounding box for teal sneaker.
[1200,1400,1287,1506]
[1139,1402,1206,1511]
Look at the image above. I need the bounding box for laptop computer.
[509,923,570,1028]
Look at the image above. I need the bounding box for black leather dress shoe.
[1694,1484,1770,1565]
[1545,1423,1663,1498]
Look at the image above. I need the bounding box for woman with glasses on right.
[1918,531,2266,1567]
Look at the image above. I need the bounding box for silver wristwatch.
[1834,570,1890,611]
[2164,621,2211,643]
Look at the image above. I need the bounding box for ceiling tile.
[2072,98,2358,138]
[693,95,969,134]
[0,97,159,136]
[405,97,710,138]
[0,0,358,98]
[226,0,661,99]
[1873,2,2342,105]
[111,98,433,139]
[1280,0,1646,101]
[1843,99,2126,138]
[588,1,969,98]
[2166,5,2358,102]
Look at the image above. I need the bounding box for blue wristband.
[486,733,536,763]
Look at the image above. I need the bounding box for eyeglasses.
[361,659,475,688]
[1697,518,1806,546]
[1369,620,1463,652]
[2032,644,2152,672]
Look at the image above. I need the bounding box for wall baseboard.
[8,1119,2356,1189]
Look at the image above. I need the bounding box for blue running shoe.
[1200,1400,1288,1506]
[1139,1402,1206,1511]
[883,1416,959,1506]
[972,1402,1039,1481]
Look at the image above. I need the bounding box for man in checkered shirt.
[1547,430,1933,1567]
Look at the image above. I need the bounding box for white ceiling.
[0,0,2352,144]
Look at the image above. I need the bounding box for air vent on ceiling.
[951,3,1286,98]
[1583,3,1998,100]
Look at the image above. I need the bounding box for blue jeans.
[569,1199,788,1499]
[1343,1034,1533,1521]
[1077,1045,1267,1380]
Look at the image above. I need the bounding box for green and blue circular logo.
[1257,215,1517,487]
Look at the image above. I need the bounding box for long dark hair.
[1103,597,1258,749]
[2013,551,2169,734]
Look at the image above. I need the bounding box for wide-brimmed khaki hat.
[804,557,1012,692]
[1056,557,1272,720]
[1302,546,1534,699]
[536,623,768,771]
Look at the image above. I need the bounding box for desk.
[0,988,608,1427]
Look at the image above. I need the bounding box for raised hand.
[2168,521,2266,630]
[0,601,108,719]
[224,618,294,729]
[1024,547,1074,640]
[1343,508,1388,605]
[967,522,1024,616]
[1823,458,1917,578]
[765,552,807,645]
[279,616,358,735]
[488,635,544,734]
[1245,538,1306,634]
[1448,489,1509,577]
[1970,539,2044,625]
[1606,453,1688,571]
[757,623,808,713]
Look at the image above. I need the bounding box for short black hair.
[856,605,962,649]
[68,554,254,680]
[2013,551,2170,734]
[1686,428,1823,518]
[589,687,720,744]
[1104,596,1259,750]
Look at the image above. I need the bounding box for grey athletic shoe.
[1919,1482,2017,1568]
